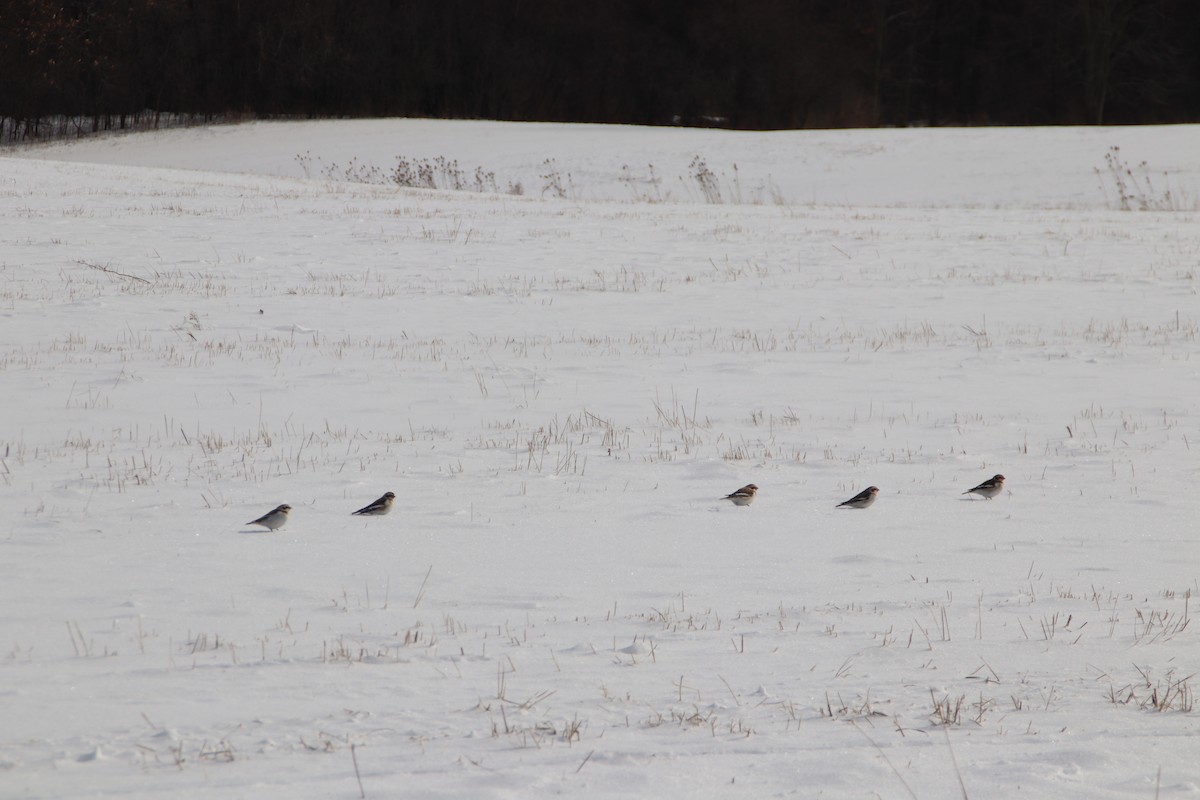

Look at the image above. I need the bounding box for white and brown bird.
[723,484,758,506]
[963,474,1005,499]
[837,486,879,509]
[247,504,291,530]
[352,492,396,516]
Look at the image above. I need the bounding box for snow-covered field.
[2,119,1198,799]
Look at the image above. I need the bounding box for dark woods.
[3,0,1198,141]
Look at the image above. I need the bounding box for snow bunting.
[723,484,758,506]
[352,492,396,516]
[247,504,291,530]
[837,486,879,509]
[963,474,1005,499]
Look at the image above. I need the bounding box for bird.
[837,486,879,509]
[352,492,396,516]
[963,474,1005,499]
[723,484,758,506]
[247,504,291,530]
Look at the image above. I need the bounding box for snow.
[2,119,1198,799]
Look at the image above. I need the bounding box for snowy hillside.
[2,119,1198,799]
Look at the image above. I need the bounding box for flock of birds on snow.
[245,475,1007,531]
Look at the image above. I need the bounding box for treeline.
[3,0,1198,141]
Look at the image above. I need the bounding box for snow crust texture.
[2,120,1198,799]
